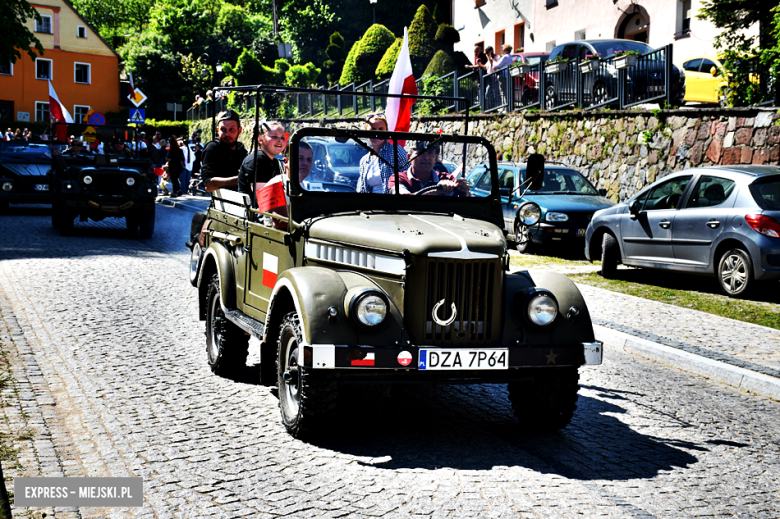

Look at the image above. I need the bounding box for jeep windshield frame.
[287,126,502,227]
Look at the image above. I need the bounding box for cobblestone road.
[0,205,778,518]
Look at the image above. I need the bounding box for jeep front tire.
[277,311,337,438]
[508,367,579,431]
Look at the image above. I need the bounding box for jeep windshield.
[285,127,502,227]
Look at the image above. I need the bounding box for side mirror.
[334,136,349,143]
[710,66,718,77]
[598,188,607,196]
[527,153,544,191]
[629,199,643,219]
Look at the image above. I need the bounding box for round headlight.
[546,211,568,222]
[350,291,388,327]
[518,202,542,226]
[82,175,93,185]
[526,292,558,326]
[126,177,136,186]
[2,182,12,192]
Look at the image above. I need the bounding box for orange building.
[0,0,120,125]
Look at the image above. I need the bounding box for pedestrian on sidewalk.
[167,137,185,197]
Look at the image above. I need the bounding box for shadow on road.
[289,383,702,481]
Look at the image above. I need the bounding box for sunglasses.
[365,112,386,122]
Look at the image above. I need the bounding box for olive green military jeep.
[188,127,602,438]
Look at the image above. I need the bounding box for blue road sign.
[89,113,105,126]
[129,109,145,124]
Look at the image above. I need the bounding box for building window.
[681,0,692,34]
[75,63,91,84]
[0,61,11,75]
[513,23,524,52]
[35,102,50,123]
[494,30,505,53]
[36,15,52,34]
[36,59,52,80]
[77,26,87,38]
[74,105,90,123]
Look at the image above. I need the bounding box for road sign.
[128,88,147,108]
[129,109,145,124]
[166,103,183,112]
[88,112,105,126]
[83,126,97,143]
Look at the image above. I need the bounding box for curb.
[595,324,780,401]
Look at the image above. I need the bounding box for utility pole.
[273,0,279,37]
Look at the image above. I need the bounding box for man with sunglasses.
[388,141,470,196]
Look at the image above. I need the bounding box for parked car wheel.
[205,274,249,377]
[277,311,338,438]
[592,82,609,106]
[600,233,619,278]
[717,248,753,297]
[507,367,579,431]
[514,218,532,253]
[545,84,557,108]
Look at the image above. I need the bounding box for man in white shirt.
[490,44,514,109]
[181,141,197,195]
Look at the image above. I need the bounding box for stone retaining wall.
[189,107,780,202]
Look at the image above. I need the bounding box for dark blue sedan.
[468,162,615,252]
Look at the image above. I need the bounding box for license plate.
[34,184,49,191]
[576,228,586,236]
[419,349,508,370]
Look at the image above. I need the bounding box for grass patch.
[570,270,780,330]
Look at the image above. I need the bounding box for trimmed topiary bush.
[339,40,362,85]
[324,31,347,84]
[375,37,402,78]
[408,5,439,75]
[286,63,322,88]
[435,24,460,51]
[423,49,471,77]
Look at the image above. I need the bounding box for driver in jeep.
[388,141,470,196]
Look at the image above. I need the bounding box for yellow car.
[682,55,727,105]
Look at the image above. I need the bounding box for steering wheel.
[660,193,681,209]
[414,184,443,196]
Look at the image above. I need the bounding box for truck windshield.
[295,136,493,199]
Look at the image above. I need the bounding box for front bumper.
[303,342,602,379]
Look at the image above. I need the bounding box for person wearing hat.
[387,141,470,196]
[200,110,248,192]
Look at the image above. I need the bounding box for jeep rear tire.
[508,367,579,431]
[277,311,337,438]
[205,274,249,377]
[139,206,155,239]
[57,201,74,235]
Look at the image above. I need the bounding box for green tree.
[1,0,44,64]
[423,49,471,77]
[286,62,321,87]
[147,0,219,47]
[120,31,184,116]
[324,31,347,84]
[434,24,460,51]
[407,4,439,75]
[375,37,401,78]
[698,0,779,105]
[339,40,362,84]
[70,0,154,47]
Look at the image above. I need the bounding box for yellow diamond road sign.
[128,88,147,108]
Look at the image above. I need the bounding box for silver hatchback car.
[584,165,780,297]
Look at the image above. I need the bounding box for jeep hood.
[307,213,506,257]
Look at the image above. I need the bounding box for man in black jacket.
[200,110,248,192]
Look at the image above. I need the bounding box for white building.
[452,0,739,66]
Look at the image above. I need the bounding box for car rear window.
[750,180,780,210]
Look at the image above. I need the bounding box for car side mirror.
[629,199,643,219]
[598,188,607,196]
[527,153,544,191]
[710,66,718,77]
[334,136,349,143]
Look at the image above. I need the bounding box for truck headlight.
[349,290,388,327]
[517,202,542,226]
[126,177,136,186]
[82,175,93,185]
[525,290,558,326]
[2,182,12,192]
[546,212,568,222]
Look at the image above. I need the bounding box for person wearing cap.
[63,140,90,156]
[200,110,248,192]
[387,141,470,196]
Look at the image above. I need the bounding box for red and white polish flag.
[351,353,375,367]
[386,27,417,135]
[262,252,278,289]
[48,81,74,124]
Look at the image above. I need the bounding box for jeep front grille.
[89,171,131,195]
[419,258,501,346]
